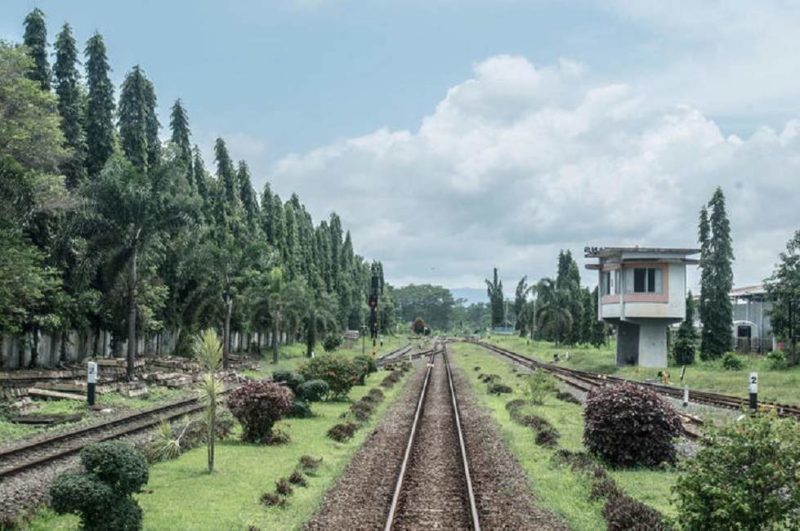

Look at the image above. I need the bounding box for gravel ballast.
[307,346,567,530]
[305,363,429,530]
[448,345,568,530]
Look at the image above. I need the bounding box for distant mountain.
[450,287,487,306]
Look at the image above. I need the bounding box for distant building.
[585,246,699,368]
[730,284,774,352]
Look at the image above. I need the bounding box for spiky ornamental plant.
[84,33,115,177]
[194,329,223,473]
[53,23,87,188]
[23,8,50,91]
[699,188,734,359]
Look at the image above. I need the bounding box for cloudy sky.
[4,1,799,295]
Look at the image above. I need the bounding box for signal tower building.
[585,246,699,368]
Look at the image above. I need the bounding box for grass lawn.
[28,361,410,531]
[483,335,800,405]
[244,334,412,378]
[449,342,681,527]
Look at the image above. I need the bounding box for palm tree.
[301,291,339,357]
[84,155,190,380]
[485,267,504,328]
[535,278,573,346]
[193,329,222,473]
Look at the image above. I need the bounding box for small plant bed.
[449,342,681,527]
[28,367,411,530]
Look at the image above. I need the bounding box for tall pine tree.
[118,66,150,172]
[699,187,734,359]
[84,33,115,176]
[53,23,86,188]
[143,76,160,170]
[237,161,259,225]
[23,8,50,91]
[214,138,238,211]
[170,99,192,181]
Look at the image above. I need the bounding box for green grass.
[450,342,681,527]
[246,334,412,377]
[27,367,409,531]
[484,335,800,405]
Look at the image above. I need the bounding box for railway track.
[385,344,480,531]
[0,389,229,480]
[376,343,434,368]
[469,342,712,437]
[472,340,800,422]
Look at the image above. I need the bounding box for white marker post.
[87,361,98,406]
[749,372,758,412]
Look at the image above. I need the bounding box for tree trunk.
[223,295,232,369]
[127,247,138,381]
[59,329,68,365]
[29,326,39,368]
[272,318,280,364]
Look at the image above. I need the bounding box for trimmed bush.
[323,333,343,352]
[299,355,360,399]
[327,421,358,442]
[275,478,293,496]
[381,370,403,388]
[50,442,148,531]
[227,380,294,443]
[554,390,581,404]
[584,383,682,468]
[767,350,788,370]
[721,352,744,370]
[364,388,385,403]
[80,441,149,496]
[674,413,800,530]
[352,354,378,384]
[505,399,526,413]
[260,492,284,507]
[349,400,374,422]
[602,494,667,531]
[288,399,313,418]
[288,470,307,487]
[299,455,322,473]
[488,383,513,394]
[272,371,305,394]
[298,379,329,402]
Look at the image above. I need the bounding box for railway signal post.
[749,372,758,412]
[87,361,98,406]
[369,267,380,356]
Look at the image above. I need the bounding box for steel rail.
[472,340,800,418]
[471,341,706,438]
[443,345,481,531]
[0,389,231,480]
[384,361,433,531]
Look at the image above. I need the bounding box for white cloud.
[607,1,800,122]
[268,54,798,291]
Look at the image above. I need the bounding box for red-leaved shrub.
[584,383,682,468]
[227,380,293,443]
